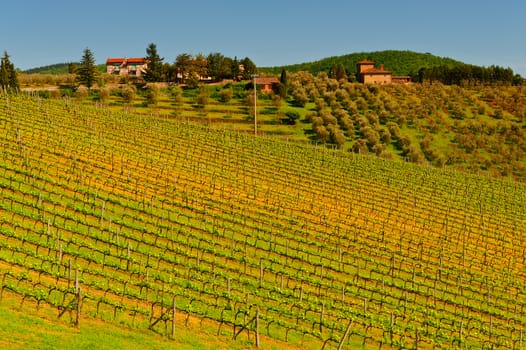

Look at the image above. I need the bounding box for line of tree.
[413,64,523,86]
[0,51,19,92]
[143,43,257,84]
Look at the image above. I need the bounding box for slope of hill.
[23,63,105,74]
[1,93,525,349]
[261,50,464,76]
[23,63,77,74]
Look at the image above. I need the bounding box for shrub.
[122,84,136,104]
[285,111,300,125]
[196,85,209,107]
[218,88,233,103]
[75,87,88,101]
[99,87,110,104]
[291,88,308,107]
[146,84,161,105]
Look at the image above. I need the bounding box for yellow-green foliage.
[0,93,525,349]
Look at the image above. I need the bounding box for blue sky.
[1,0,525,75]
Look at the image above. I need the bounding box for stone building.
[106,57,148,77]
[356,60,411,84]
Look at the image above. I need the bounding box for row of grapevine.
[0,92,525,348]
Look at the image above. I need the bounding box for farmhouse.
[356,60,391,84]
[106,57,148,77]
[254,76,279,93]
[356,60,411,84]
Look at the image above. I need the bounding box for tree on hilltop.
[241,57,257,80]
[207,52,233,82]
[143,43,164,82]
[175,53,192,84]
[0,51,19,92]
[76,48,98,90]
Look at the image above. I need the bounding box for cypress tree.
[280,69,287,85]
[0,51,19,92]
[143,43,164,82]
[77,48,98,89]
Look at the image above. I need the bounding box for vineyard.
[1,92,525,349]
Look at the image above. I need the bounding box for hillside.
[260,50,463,76]
[39,78,526,181]
[1,93,525,349]
[23,63,105,74]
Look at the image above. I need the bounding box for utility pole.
[252,74,258,135]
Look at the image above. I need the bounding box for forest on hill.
[261,50,464,76]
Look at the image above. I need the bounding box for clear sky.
[1,0,525,76]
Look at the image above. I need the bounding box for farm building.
[254,76,279,93]
[106,57,148,77]
[356,60,411,84]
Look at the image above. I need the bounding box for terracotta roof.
[254,77,279,85]
[106,57,147,65]
[362,67,392,75]
[127,57,147,63]
[356,60,376,65]
[106,58,125,64]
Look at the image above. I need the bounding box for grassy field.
[0,294,294,350]
[1,92,525,349]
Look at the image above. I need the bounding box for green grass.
[0,296,288,350]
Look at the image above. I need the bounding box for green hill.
[1,93,525,349]
[261,50,463,76]
[23,63,77,74]
[23,63,106,74]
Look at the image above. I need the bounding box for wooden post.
[100,200,105,225]
[285,239,289,264]
[68,259,71,288]
[338,247,342,271]
[172,297,176,337]
[319,302,324,333]
[255,308,260,348]
[127,242,131,271]
[259,259,263,287]
[75,268,79,294]
[75,287,81,326]
[337,319,353,350]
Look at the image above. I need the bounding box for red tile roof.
[356,60,376,65]
[127,57,147,63]
[254,77,279,85]
[106,57,147,65]
[362,67,391,74]
[106,58,125,64]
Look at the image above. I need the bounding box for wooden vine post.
[255,307,260,348]
[172,297,176,337]
[75,287,81,327]
[337,319,353,350]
